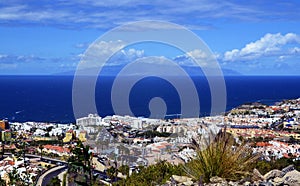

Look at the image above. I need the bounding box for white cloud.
[0,1,264,30]
[186,49,210,66]
[78,40,146,68]
[290,47,300,54]
[224,33,300,62]
[81,40,125,59]
[0,54,45,63]
[187,49,208,60]
[278,55,286,61]
[172,49,218,67]
[75,42,90,48]
[121,48,144,59]
[0,54,8,59]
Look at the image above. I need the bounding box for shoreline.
[5,97,300,124]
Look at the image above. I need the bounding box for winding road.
[36,165,67,186]
[4,153,108,185]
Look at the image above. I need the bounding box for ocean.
[0,75,299,123]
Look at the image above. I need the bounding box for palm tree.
[39,144,44,160]
[68,141,93,185]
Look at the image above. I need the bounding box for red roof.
[283,153,290,158]
[43,145,70,153]
[256,142,272,147]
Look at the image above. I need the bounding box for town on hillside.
[0,98,300,185]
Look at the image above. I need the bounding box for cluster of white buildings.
[227,98,300,129]
[254,140,300,160]
[77,114,162,131]
[10,121,76,137]
[0,156,42,184]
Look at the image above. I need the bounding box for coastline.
[0,75,299,123]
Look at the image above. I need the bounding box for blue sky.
[0,0,300,75]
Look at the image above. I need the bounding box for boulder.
[182,180,194,186]
[210,176,226,183]
[228,181,239,186]
[263,169,283,180]
[172,175,193,183]
[204,182,228,186]
[281,164,294,175]
[243,181,251,186]
[162,182,171,186]
[216,183,229,186]
[257,181,273,186]
[282,170,300,186]
[272,177,284,186]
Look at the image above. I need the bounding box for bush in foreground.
[256,158,300,175]
[114,161,184,186]
[184,130,259,183]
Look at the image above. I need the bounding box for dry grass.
[184,129,259,183]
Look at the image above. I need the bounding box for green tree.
[118,165,129,177]
[68,141,93,185]
[106,166,117,180]
[8,167,27,186]
[39,144,44,160]
[256,161,272,175]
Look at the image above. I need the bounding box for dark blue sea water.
[0,75,299,123]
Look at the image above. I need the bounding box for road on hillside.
[36,165,67,186]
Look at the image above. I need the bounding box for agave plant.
[184,128,259,183]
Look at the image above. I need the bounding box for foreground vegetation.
[64,131,299,185]
[114,161,185,186]
[256,158,300,175]
[184,131,259,183]
[111,130,260,185]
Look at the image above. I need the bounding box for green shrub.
[114,161,184,186]
[184,130,259,183]
[256,158,300,175]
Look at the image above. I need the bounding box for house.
[63,130,75,143]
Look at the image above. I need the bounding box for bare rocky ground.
[163,165,300,186]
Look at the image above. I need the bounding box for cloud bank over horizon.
[0,1,299,75]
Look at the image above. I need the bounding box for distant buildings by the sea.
[0,98,300,184]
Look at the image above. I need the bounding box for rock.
[282,170,300,186]
[182,180,194,186]
[228,181,239,186]
[252,168,264,182]
[253,181,260,186]
[216,183,229,186]
[117,172,126,179]
[263,169,283,180]
[204,183,228,186]
[258,181,273,186]
[281,164,294,175]
[162,182,171,186]
[238,176,251,185]
[210,176,226,183]
[243,181,251,186]
[172,175,193,183]
[271,177,284,186]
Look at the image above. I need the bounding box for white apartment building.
[76,114,109,127]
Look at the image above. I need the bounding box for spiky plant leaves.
[184,130,259,183]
